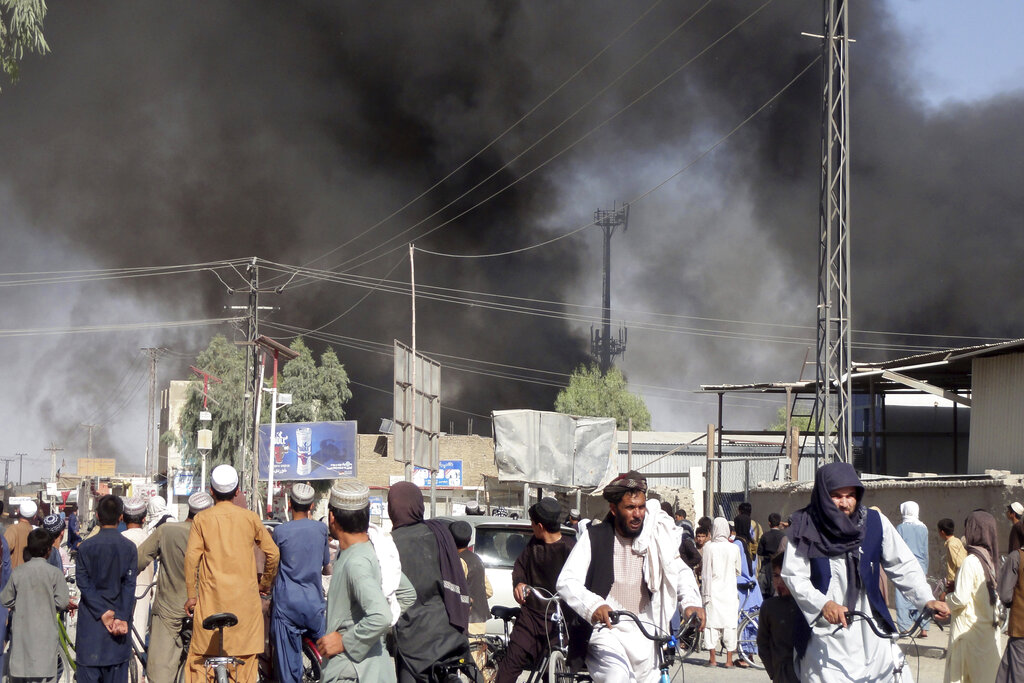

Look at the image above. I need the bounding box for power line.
[279,2,775,285]
[0,316,245,339]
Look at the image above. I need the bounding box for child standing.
[76,494,138,683]
[757,553,801,683]
[0,528,71,683]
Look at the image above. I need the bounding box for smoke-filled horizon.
[1,1,1022,477]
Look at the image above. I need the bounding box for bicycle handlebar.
[607,610,677,647]
[838,607,935,640]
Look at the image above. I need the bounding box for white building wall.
[968,353,1024,473]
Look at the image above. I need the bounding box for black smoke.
[1,1,1021,472]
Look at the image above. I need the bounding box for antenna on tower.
[591,202,629,374]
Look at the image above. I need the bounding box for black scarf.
[788,462,867,608]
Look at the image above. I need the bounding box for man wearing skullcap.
[557,471,704,681]
[318,480,414,682]
[449,520,491,673]
[498,497,574,683]
[270,483,332,683]
[565,508,582,531]
[782,462,948,682]
[121,497,153,681]
[76,494,138,683]
[42,513,67,572]
[5,500,37,569]
[137,491,213,683]
[184,465,279,683]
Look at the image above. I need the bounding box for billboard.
[412,460,463,487]
[173,470,198,497]
[78,458,117,477]
[492,409,618,489]
[258,420,358,481]
[393,341,441,469]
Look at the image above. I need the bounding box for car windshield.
[474,527,535,570]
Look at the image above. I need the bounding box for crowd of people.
[4,463,1024,683]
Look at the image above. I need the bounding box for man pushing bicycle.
[782,462,950,682]
[557,471,704,682]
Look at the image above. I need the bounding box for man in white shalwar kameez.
[782,463,949,683]
[701,517,741,667]
[557,471,705,683]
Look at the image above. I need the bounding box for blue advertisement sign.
[412,460,463,487]
[259,420,358,481]
[173,470,198,497]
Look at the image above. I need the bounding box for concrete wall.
[751,473,1024,580]
[353,433,497,489]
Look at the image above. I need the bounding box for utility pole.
[15,453,26,485]
[141,348,165,479]
[0,457,13,486]
[44,443,64,483]
[591,203,629,375]
[810,0,853,465]
[226,258,278,511]
[80,423,100,460]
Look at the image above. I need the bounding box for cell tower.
[812,0,853,465]
[591,203,629,374]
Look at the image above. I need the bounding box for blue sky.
[885,0,1024,106]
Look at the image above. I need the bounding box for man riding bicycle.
[782,462,950,682]
[557,471,704,682]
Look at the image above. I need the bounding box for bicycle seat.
[491,606,521,621]
[202,613,238,631]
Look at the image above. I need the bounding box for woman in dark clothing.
[387,482,475,682]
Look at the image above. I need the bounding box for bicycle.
[57,573,78,683]
[469,605,518,682]
[606,610,677,683]
[674,611,702,660]
[736,606,761,668]
[200,612,245,683]
[832,607,935,682]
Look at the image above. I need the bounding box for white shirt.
[557,502,701,631]
[782,511,933,683]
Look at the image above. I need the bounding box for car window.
[475,527,534,570]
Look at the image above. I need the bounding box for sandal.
[735,660,751,668]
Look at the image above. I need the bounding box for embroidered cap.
[290,483,316,505]
[465,500,479,512]
[123,496,147,516]
[188,491,214,514]
[42,514,65,536]
[210,464,239,493]
[330,480,370,510]
[19,501,37,518]
[568,508,581,519]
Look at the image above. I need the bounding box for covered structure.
[701,338,1024,477]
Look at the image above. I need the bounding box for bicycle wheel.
[301,639,322,683]
[737,611,761,668]
[546,650,573,683]
[57,642,76,683]
[175,658,187,683]
[676,618,702,659]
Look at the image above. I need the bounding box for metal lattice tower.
[812,0,853,465]
[591,203,629,374]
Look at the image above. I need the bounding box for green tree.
[165,335,353,472]
[279,338,352,422]
[1,0,49,89]
[554,363,652,430]
[766,406,821,433]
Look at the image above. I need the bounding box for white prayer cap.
[1012,502,1024,516]
[465,500,479,512]
[123,496,147,516]
[211,464,239,493]
[188,491,214,514]
[290,483,315,505]
[148,495,167,516]
[19,501,37,518]
[329,480,370,510]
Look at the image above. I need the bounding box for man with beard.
[557,472,704,682]
[782,462,949,682]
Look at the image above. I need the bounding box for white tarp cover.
[492,410,618,490]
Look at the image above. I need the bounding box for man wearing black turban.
[782,463,949,682]
[557,471,704,680]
